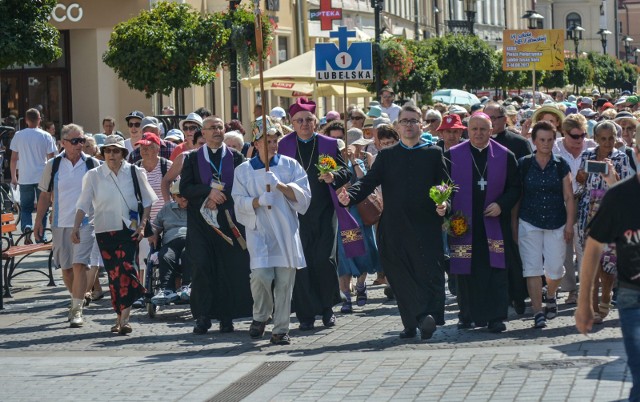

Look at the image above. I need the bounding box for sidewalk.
[0,266,631,401]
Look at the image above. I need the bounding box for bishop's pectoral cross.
[477,177,488,191]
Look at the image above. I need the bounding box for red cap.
[289,97,316,117]
[600,102,614,111]
[437,114,466,131]
[135,132,161,147]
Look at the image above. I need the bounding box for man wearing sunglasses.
[123,110,144,155]
[10,108,57,233]
[34,124,100,328]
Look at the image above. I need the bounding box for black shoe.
[398,328,417,339]
[418,315,437,340]
[322,310,336,327]
[193,316,211,335]
[219,320,234,333]
[488,321,506,333]
[457,320,473,329]
[512,299,526,315]
[270,333,291,345]
[384,286,395,301]
[249,320,266,339]
[298,320,315,331]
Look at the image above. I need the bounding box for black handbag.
[130,167,154,238]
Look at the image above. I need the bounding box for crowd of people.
[5,86,640,394]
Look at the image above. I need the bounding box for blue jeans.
[618,286,640,402]
[19,183,47,232]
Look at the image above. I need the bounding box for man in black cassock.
[278,98,352,331]
[484,102,531,315]
[180,116,252,335]
[445,113,521,332]
[338,104,447,340]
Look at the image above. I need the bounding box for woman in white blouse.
[73,135,157,335]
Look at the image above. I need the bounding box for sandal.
[593,312,604,325]
[533,312,547,329]
[598,302,612,319]
[91,291,105,301]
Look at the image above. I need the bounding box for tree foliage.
[395,39,441,101]
[0,0,62,68]
[490,52,529,91]
[566,58,594,89]
[428,34,496,90]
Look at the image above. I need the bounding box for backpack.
[135,157,168,177]
[47,155,98,192]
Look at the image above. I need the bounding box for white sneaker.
[151,289,178,305]
[178,285,191,301]
[69,308,84,328]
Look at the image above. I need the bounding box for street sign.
[315,26,373,82]
[309,0,342,31]
[503,29,565,71]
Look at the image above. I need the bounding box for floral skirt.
[96,228,145,314]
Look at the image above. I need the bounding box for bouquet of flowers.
[429,181,458,205]
[316,154,339,175]
[443,211,470,238]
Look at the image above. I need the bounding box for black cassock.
[180,147,252,322]
[445,146,521,325]
[348,143,447,328]
[493,129,532,305]
[290,136,351,321]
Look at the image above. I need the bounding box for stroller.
[143,241,190,318]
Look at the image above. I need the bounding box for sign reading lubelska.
[315,26,373,82]
[502,29,565,71]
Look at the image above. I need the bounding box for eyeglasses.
[488,115,505,121]
[567,132,586,140]
[202,125,224,131]
[379,140,397,147]
[292,117,315,124]
[351,116,364,121]
[128,122,141,128]
[399,119,421,126]
[183,125,200,132]
[382,94,394,99]
[103,147,122,154]
[64,137,86,145]
[424,119,439,124]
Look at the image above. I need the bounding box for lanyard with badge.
[209,150,225,191]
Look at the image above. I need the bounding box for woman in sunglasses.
[74,135,158,335]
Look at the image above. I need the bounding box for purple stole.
[278,133,365,258]
[449,139,507,275]
[196,144,235,191]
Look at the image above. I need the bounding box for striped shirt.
[143,159,172,222]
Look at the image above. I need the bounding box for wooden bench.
[1,213,54,309]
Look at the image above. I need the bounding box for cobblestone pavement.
[0,260,632,401]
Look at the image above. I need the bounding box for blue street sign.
[315,26,373,82]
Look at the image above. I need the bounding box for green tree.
[103,2,228,97]
[566,58,593,91]
[428,34,496,90]
[396,39,441,101]
[0,0,62,68]
[490,52,529,92]
[540,66,567,90]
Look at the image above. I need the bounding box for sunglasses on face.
[65,137,86,145]
[128,122,141,128]
[567,132,586,140]
[183,125,200,132]
[103,148,122,154]
[424,119,439,124]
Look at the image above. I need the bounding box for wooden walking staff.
[253,0,271,209]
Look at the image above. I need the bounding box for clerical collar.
[208,144,223,154]
[297,133,317,144]
[471,143,489,152]
[399,138,430,150]
[250,154,280,170]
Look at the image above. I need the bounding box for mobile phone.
[585,160,608,175]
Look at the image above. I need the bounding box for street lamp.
[635,48,640,64]
[521,10,544,30]
[623,36,634,62]
[596,28,612,55]
[459,0,478,36]
[567,23,585,57]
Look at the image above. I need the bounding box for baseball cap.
[449,105,468,115]
[579,108,597,118]
[135,132,161,147]
[579,97,593,108]
[367,105,382,118]
[164,129,184,142]
[140,116,159,130]
[270,106,286,119]
[627,96,639,105]
[125,110,144,122]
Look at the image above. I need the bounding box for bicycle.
[0,126,21,225]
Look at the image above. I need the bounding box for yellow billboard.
[503,29,565,71]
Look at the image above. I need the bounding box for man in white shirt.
[34,124,100,328]
[379,86,402,123]
[10,108,57,232]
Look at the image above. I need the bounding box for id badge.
[129,210,139,230]
[210,180,225,191]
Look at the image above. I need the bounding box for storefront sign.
[49,3,84,23]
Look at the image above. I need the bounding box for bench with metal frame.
[1,213,54,309]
